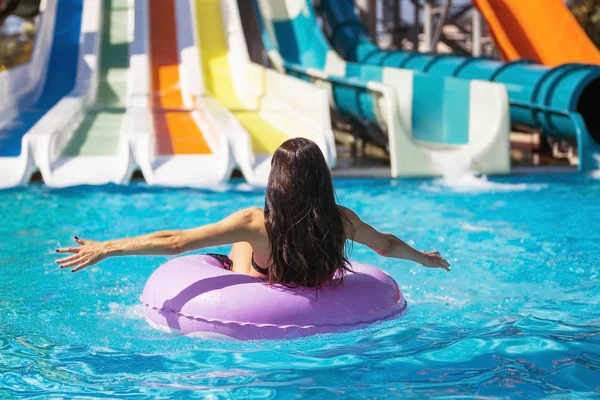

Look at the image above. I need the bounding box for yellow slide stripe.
[194,0,288,155]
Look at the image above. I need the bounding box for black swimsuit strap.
[251,252,270,275]
[206,253,233,271]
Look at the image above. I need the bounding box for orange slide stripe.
[148,0,211,155]
[473,0,600,67]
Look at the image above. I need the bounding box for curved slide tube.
[193,0,335,185]
[474,0,600,67]
[320,0,600,172]
[254,0,510,177]
[129,0,232,188]
[31,0,135,187]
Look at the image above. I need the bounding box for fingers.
[440,258,451,271]
[54,236,100,273]
[59,256,94,272]
[56,254,79,264]
[56,247,80,254]
[71,261,91,273]
[57,256,83,268]
[436,256,450,270]
[423,251,451,272]
[54,236,90,253]
[435,262,450,272]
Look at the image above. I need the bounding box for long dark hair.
[265,138,352,288]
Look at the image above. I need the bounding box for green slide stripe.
[63,0,129,157]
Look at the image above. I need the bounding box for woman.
[56,138,449,287]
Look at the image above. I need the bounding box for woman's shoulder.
[337,205,365,239]
[338,205,360,221]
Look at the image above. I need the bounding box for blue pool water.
[1,174,599,398]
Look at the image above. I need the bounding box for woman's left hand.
[55,237,107,272]
[420,250,451,272]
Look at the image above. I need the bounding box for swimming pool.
[1,174,599,398]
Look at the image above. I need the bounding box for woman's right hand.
[56,237,108,273]
[420,251,451,272]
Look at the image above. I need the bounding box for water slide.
[473,0,600,67]
[319,0,600,172]
[0,0,68,188]
[254,0,510,177]
[0,0,136,188]
[130,0,234,188]
[31,0,135,186]
[192,0,336,184]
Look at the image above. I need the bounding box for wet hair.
[264,138,352,288]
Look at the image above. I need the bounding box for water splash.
[107,303,144,320]
[459,222,491,232]
[590,155,600,179]
[427,157,547,192]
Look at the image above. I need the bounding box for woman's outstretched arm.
[55,208,261,273]
[340,206,450,271]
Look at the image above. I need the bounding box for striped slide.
[254,0,511,177]
[128,0,233,188]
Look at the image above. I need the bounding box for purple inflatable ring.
[141,255,407,340]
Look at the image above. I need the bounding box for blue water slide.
[0,0,83,157]
[254,0,386,146]
[319,0,600,171]
[254,0,498,144]
[253,0,511,177]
